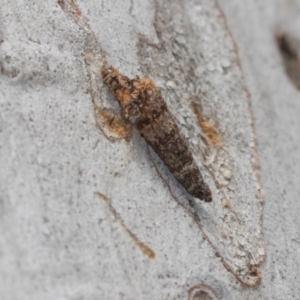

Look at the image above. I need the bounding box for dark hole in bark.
[276,32,300,90]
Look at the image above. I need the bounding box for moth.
[102,67,212,202]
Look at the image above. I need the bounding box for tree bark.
[1,0,300,299]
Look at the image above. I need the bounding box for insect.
[102,67,212,202]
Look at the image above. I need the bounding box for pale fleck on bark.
[1,0,300,299]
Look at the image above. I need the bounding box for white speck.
[195,5,202,12]
[221,58,231,68]
[166,81,177,89]
[223,169,233,180]
[175,35,186,46]
[206,62,215,72]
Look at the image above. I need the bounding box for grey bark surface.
[1,0,300,299]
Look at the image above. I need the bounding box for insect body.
[102,67,212,202]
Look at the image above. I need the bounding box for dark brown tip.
[204,193,213,202]
[276,33,298,60]
[192,188,212,202]
[201,192,213,202]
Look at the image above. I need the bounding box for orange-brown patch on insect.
[191,101,222,147]
[115,89,132,107]
[95,107,131,139]
[135,78,157,91]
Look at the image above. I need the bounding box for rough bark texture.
[1,0,300,299]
